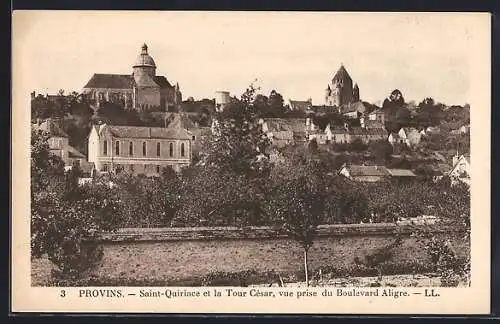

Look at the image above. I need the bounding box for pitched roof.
[366,128,388,136]
[273,130,294,140]
[343,101,366,114]
[386,168,417,177]
[289,100,312,110]
[343,165,390,177]
[103,124,192,140]
[32,119,68,137]
[368,108,384,115]
[363,120,385,129]
[67,145,86,159]
[83,74,134,89]
[153,76,173,88]
[333,64,352,82]
[263,118,305,133]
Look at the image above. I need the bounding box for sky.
[13,11,488,106]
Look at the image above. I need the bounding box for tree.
[264,160,328,286]
[31,129,65,193]
[268,90,286,117]
[201,84,271,178]
[31,130,122,279]
[383,89,407,133]
[369,140,393,164]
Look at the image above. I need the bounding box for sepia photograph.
[12,11,490,314]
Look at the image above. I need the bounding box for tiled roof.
[343,101,367,114]
[273,130,294,140]
[365,128,388,136]
[386,168,417,177]
[389,132,401,139]
[32,119,68,137]
[289,100,311,110]
[67,145,86,158]
[263,118,305,133]
[363,120,385,129]
[104,124,192,140]
[345,165,390,177]
[368,108,384,115]
[333,65,352,82]
[153,76,173,88]
[84,74,134,89]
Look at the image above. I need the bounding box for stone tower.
[133,43,157,80]
[325,64,357,107]
[353,83,360,102]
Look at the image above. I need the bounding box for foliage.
[31,129,65,193]
[32,177,122,279]
[264,160,328,250]
[109,168,181,228]
[174,165,268,227]
[201,84,271,178]
[31,130,122,278]
[412,227,470,287]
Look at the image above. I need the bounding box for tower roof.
[133,43,156,68]
[333,64,352,82]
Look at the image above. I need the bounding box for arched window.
[156,142,161,157]
[115,141,120,156]
[181,143,185,157]
[169,143,174,157]
[129,141,133,156]
[142,142,146,156]
[103,140,108,155]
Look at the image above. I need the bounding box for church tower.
[133,44,157,81]
[325,64,357,107]
[353,83,360,102]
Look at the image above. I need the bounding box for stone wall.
[90,224,468,283]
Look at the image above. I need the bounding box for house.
[449,153,470,186]
[259,118,307,143]
[338,164,390,182]
[450,125,470,135]
[388,127,421,148]
[349,127,387,144]
[87,121,192,176]
[367,108,385,124]
[32,119,89,169]
[270,131,294,147]
[385,168,417,180]
[341,101,367,119]
[288,99,312,111]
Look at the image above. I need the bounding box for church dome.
[133,43,156,68]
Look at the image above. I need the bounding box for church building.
[82,44,182,111]
[324,64,360,107]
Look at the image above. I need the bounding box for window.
[192,135,196,141]
[115,141,120,155]
[156,165,160,173]
[102,164,108,172]
[129,164,134,173]
[103,140,108,155]
[181,143,185,157]
[129,141,133,156]
[156,142,161,157]
[169,143,174,157]
[142,142,146,156]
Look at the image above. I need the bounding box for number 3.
[60,290,66,297]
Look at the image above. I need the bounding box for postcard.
[11,11,491,314]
